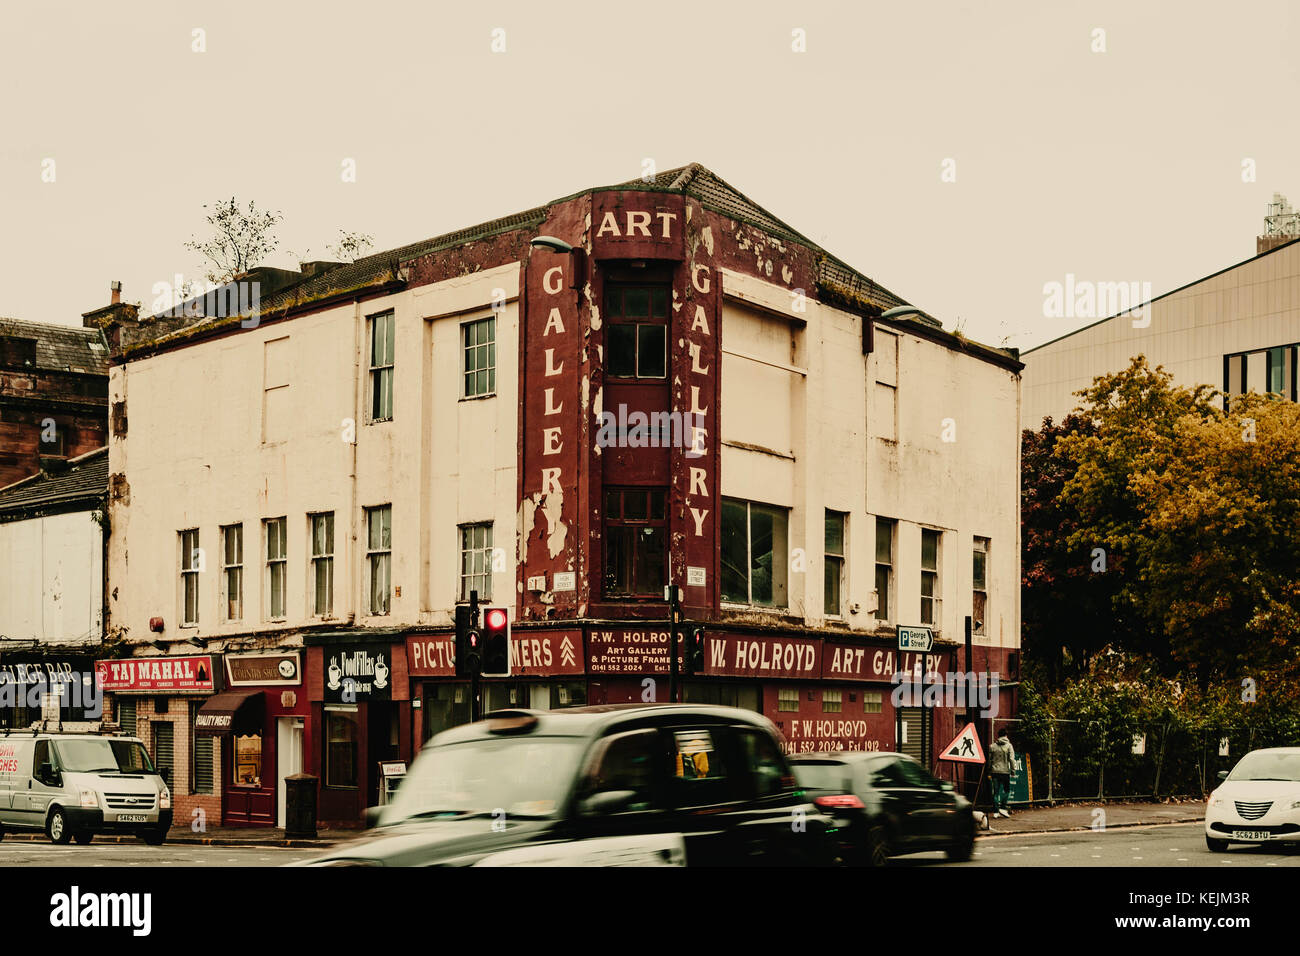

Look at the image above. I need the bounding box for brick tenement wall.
[119,695,221,831]
[0,368,108,487]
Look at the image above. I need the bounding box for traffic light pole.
[470,590,481,722]
[667,584,680,704]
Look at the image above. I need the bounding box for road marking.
[1092,854,1101,858]
[1133,856,1143,860]
[1177,858,1188,862]
[1050,853,1061,857]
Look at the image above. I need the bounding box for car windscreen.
[54,738,156,774]
[380,736,586,825]
[790,761,852,791]
[1226,751,1300,782]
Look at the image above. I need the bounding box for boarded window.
[263,337,291,443]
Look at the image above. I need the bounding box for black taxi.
[300,703,836,867]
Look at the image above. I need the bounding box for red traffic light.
[486,608,507,630]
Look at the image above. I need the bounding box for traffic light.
[685,626,705,675]
[481,606,511,677]
[455,603,481,677]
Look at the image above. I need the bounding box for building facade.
[0,316,109,488]
[0,447,107,728]
[101,165,1022,826]
[1023,237,1300,427]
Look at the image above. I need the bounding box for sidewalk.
[2,824,357,848]
[977,799,1206,837]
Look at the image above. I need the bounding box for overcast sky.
[2,1,1297,350]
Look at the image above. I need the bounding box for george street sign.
[897,625,934,653]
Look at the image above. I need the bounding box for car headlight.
[1209,796,1223,807]
[159,788,171,809]
[79,789,99,809]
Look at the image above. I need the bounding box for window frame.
[309,512,335,618]
[824,510,847,618]
[461,315,497,399]
[220,523,243,623]
[367,311,395,423]
[179,528,201,626]
[264,517,287,622]
[602,487,668,599]
[920,528,942,628]
[458,521,494,603]
[777,686,799,713]
[972,536,989,636]
[874,516,896,623]
[366,505,392,616]
[604,283,670,381]
[720,497,789,608]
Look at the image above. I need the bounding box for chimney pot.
[110,281,122,305]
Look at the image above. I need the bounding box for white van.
[0,731,173,845]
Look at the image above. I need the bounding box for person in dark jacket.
[989,729,1015,817]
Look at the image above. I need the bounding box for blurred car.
[297,704,836,867]
[1205,747,1300,852]
[789,751,976,865]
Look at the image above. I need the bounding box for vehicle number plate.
[1232,830,1269,841]
[118,814,148,823]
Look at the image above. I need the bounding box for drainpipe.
[349,298,362,625]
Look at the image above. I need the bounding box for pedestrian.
[989,728,1015,817]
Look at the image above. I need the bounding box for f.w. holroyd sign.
[324,646,392,702]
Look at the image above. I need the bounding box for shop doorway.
[366,702,400,807]
[276,717,304,829]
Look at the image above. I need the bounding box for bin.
[284,772,318,839]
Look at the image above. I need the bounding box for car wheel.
[1205,836,1229,853]
[141,827,168,846]
[47,808,73,845]
[73,831,94,845]
[946,829,975,862]
[866,825,891,867]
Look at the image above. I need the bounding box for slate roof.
[130,163,1013,362]
[0,317,109,374]
[0,447,108,519]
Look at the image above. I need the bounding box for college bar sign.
[95,656,216,693]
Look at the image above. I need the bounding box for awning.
[194,690,263,737]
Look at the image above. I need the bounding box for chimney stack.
[110,280,122,304]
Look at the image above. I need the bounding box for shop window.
[422,685,472,741]
[180,529,200,625]
[264,517,287,621]
[367,505,392,615]
[221,523,243,621]
[462,315,496,398]
[152,722,174,784]
[824,510,846,616]
[310,512,335,617]
[777,686,799,713]
[720,498,788,607]
[325,712,359,788]
[605,284,668,379]
[551,682,588,709]
[863,690,883,714]
[234,733,262,788]
[823,689,842,713]
[459,522,493,602]
[602,488,667,598]
[368,310,395,421]
[682,682,761,713]
[875,517,895,622]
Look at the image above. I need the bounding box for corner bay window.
[603,488,667,597]
[605,284,668,379]
[721,498,788,607]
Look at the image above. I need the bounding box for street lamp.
[529,236,585,289]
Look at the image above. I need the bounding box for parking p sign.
[897,626,934,653]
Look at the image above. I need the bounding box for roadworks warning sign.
[939,722,985,764]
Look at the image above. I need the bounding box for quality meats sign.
[96,656,216,693]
